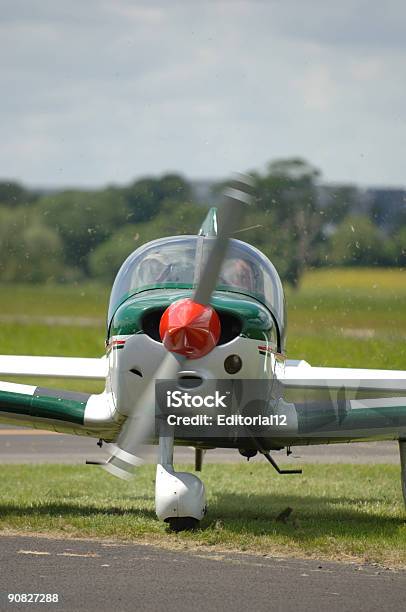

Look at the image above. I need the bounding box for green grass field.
[287,268,406,369]
[0,268,405,564]
[1,463,405,566]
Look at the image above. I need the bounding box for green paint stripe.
[347,406,406,421]
[297,404,406,435]
[32,394,86,424]
[0,390,86,425]
[109,290,275,342]
[0,390,32,416]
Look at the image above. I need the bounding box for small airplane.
[1,176,406,531]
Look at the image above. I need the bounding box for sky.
[1,0,406,189]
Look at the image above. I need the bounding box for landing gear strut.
[399,440,406,506]
[262,451,302,475]
[195,448,205,471]
[155,422,207,531]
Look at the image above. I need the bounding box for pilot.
[221,257,255,292]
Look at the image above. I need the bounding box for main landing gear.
[399,440,406,507]
[155,422,207,532]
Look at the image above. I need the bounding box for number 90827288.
[7,593,59,603]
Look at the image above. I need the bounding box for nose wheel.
[166,517,200,532]
[155,422,207,529]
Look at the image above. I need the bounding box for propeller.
[103,174,253,479]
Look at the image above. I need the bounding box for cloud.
[267,0,406,48]
[0,0,405,187]
[294,65,338,111]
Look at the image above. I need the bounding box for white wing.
[283,359,406,391]
[276,360,406,444]
[0,354,107,380]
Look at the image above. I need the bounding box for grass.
[0,463,405,566]
[0,323,105,358]
[287,335,406,370]
[288,268,406,334]
[0,323,106,392]
[287,268,406,369]
[0,282,108,318]
[0,283,107,392]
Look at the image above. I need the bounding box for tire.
[166,517,200,532]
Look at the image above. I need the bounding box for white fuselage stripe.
[350,397,406,410]
[0,381,37,395]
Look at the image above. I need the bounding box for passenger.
[136,253,172,285]
[134,250,194,287]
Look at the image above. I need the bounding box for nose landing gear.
[155,423,207,531]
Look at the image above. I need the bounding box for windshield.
[109,237,196,322]
[108,236,285,338]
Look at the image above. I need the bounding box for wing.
[0,354,107,379]
[283,359,406,390]
[0,355,117,438]
[276,360,406,443]
[0,380,119,440]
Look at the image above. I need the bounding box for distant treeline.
[0,158,405,287]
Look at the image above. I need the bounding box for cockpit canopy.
[108,236,286,347]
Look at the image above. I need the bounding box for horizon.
[2,173,406,194]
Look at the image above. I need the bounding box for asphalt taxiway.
[0,426,400,465]
[0,535,405,612]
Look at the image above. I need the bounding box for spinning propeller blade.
[193,175,253,305]
[103,353,181,479]
[103,175,253,479]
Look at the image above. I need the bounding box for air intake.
[141,306,242,346]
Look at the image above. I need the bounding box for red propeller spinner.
[159,298,221,359]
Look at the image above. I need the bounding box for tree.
[0,181,35,207]
[35,188,129,273]
[0,207,66,282]
[88,225,141,283]
[393,226,406,266]
[19,224,67,282]
[123,178,163,223]
[159,173,191,203]
[319,184,360,225]
[123,174,192,223]
[329,215,385,266]
[253,158,324,287]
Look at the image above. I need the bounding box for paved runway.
[0,426,400,465]
[0,535,405,612]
